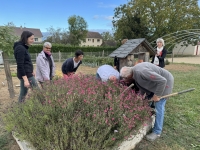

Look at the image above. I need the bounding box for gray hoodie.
[132,62,174,97]
[36,51,55,82]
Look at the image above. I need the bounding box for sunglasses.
[45,47,51,50]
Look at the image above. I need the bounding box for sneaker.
[146,132,160,141]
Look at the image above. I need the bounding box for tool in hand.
[149,88,195,102]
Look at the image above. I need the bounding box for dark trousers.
[18,76,38,102]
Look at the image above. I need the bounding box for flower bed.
[4,74,152,150]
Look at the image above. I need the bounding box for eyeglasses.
[45,47,51,50]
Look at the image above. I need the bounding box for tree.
[0,24,17,98]
[101,32,117,47]
[113,0,200,42]
[68,15,88,46]
[101,32,114,41]
[45,27,70,44]
[113,3,150,41]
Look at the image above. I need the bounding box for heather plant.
[3,74,151,150]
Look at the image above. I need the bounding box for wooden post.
[102,50,104,57]
[172,50,174,63]
[59,51,61,62]
[144,52,149,62]
[2,52,15,98]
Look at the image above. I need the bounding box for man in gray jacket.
[120,62,174,141]
[36,42,55,87]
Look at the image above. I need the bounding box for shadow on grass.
[0,134,9,150]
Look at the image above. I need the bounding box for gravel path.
[167,56,200,64]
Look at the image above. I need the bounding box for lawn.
[0,63,200,150]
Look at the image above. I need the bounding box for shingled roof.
[87,31,102,39]
[109,38,155,58]
[13,27,43,37]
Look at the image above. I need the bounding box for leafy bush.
[29,44,117,53]
[3,75,151,150]
[165,59,170,65]
[83,56,114,67]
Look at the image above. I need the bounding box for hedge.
[29,44,117,53]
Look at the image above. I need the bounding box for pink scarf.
[43,50,51,56]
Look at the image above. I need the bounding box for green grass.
[0,135,9,150]
[11,72,17,77]
[135,64,200,150]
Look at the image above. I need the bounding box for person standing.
[36,42,55,87]
[62,50,84,79]
[120,62,174,141]
[14,31,38,102]
[151,38,167,68]
[114,56,120,72]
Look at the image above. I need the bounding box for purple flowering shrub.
[4,74,151,150]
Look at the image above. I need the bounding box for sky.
[0,0,127,33]
[0,0,200,33]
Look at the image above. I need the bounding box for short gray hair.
[120,66,133,78]
[43,42,52,48]
[156,38,165,46]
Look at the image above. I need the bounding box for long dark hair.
[19,31,34,44]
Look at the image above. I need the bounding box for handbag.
[153,56,159,65]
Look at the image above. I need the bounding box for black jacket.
[14,42,33,79]
[151,47,167,68]
[114,56,120,72]
[62,57,82,74]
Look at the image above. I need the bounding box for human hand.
[152,95,160,102]
[24,80,30,88]
[67,72,74,76]
[32,72,35,76]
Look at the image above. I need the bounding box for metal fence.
[2,51,113,67]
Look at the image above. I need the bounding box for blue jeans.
[18,76,38,102]
[96,73,101,80]
[153,98,166,134]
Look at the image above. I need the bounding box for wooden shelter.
[109,38,155,71]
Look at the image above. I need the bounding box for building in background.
[0,50,3,64]
[81,31,103,47]
[173,42,200,56]
[13,26,43,44]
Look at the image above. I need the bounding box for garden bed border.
[13,115,155,150]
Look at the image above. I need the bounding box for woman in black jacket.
[151,38,167,68]
[14,31,38,102]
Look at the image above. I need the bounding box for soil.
[0,58,199,149]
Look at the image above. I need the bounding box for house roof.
[102,40,117,47]
[13,27,43,37]
[87,31,102,39]
[109,38,155,58]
